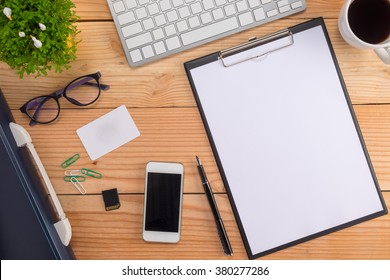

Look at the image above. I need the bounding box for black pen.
[195,156,233,256]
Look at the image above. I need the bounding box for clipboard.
[184,18,388,259]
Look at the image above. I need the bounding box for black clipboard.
[184,18,388,259]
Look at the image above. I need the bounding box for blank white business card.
[77,105,140,160]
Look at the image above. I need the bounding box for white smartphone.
[143,161,184,243]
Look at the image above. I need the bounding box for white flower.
[3,7,12,20]
[19,31,26,37]
[39,23,46,31]
[31,36,42,48]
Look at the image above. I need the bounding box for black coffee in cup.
[347,0,390,44]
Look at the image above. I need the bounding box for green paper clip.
[64,175,86,182]
[81,168,103,179]
[61,154,80,169]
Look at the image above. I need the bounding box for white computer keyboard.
[107,0,306,67]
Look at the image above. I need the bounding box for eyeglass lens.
[65,76,100,106]
[26,96,59,123]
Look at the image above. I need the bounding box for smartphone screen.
[145,172,182,233]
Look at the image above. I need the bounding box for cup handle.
[374,47,390,64]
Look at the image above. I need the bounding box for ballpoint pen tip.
[195,156,201,165]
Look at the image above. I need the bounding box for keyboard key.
[121,22,142,37]
[135,7,147,19]
[142,45,154,58]
[154,41,167,54]
[155,14,167,26]
[125,32,153,49]
[165,24,177,36]
[129,49,142,62]
[113,1,126,13]
[142,18,155,30]
[253,8,265,21]
[291,1,303,9]
[117,11,135,25]
[212,8,224,20]
[172,0,184,7]
[277,0,289,7]
[167,10,179,22]
[203,0,215,10]
[176,20,189,32]
[189,16,201,28]
[236,0,249,12]
[200,12,213,24]
[179,6,191,18]
[224,4,236,16]
[239,11,254,26]
[166,36,181,50]
[190,2,203,14]
[215,0,227,6]
[248,0,261,8]
[279,5,291,13]
[147,3,159,15]
[139,0,149,5]
[181,17,239,46]
[160,0,172,11]
[261,0,272,4]
[153,28,165,40]
[267,9,278,17]
[124,0,137,9]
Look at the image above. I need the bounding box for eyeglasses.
[20,72,110,126]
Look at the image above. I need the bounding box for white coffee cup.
[339,0,390,64]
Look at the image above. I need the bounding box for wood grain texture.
[1,0,389,260]
[60,193,390,260]
[1,21,390,107]
[73,0,345,21]
[11,105,390,193]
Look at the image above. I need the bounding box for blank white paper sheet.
[187,20,386,258]
[77,105,140,160]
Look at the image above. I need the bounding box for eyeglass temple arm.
[52,77,110,97]
[87,82,110,91]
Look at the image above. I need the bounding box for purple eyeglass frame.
[20,72,110,126]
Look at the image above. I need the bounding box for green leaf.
[0,0,80,78]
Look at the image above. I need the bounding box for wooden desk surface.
[1,0,389,260]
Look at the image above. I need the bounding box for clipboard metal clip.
[219,29,294,67]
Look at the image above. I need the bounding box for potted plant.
[0,0,79,78]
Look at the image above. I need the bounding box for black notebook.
[0,89,74,259]
[185,18,387,259]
